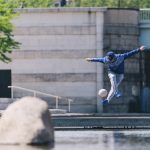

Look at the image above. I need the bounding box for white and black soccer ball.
[98,89,108,98]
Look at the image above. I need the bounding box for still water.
[1,130,150,150]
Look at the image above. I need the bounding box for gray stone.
[12,73,96,82]
[15,8,107,13]
[8,8,140,113]
[49,109,67,114]
[0,96,54,145]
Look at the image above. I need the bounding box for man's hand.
[140,46,146,51]
[85,58,92,61]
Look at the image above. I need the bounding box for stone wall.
[1,8,106,113]
[104,8,139,50]
[0,8,140,113]
[103,9,140,113]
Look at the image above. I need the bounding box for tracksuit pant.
[107,72,124,102]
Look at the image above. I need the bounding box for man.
[85,46,145,105]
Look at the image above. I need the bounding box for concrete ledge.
[11,50,95,59]
[15,7,107,13]
[12,73,96,82]
[49,109,67,114]
[13,25,96,35]
[52,113,150,129]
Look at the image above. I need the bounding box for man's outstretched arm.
[85,57,105,63]
[123,46,145,59]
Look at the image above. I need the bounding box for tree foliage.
[0,0,20,63]
[69,0,150,8]
[13,0,54,8]
[10,0,150,8]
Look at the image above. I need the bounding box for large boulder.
[0,96,54,145]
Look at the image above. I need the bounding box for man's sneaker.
[102,99,109,105]
[115,92,122,98]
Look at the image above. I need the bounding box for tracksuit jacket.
[89,48,140,74]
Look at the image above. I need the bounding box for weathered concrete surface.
[103,9,140,113]
[104,9,139,50]
[6,8,106,113]
[53,113,150,129]
[0,8,140,113]
[0,97,54,145]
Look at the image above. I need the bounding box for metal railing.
[8,85,73,112]
[140,9,150,21]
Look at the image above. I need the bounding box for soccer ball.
[98,89,108,98]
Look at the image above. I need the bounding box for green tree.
[139,0,150,8]
[0,0,20,63]
[9,0,150,8]
[13,0,54,8]
[68,0,150,8]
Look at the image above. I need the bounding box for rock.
[0,96,54,145]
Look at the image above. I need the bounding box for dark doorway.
[141,51,150,112]
[0,70,11,98]
[144,51,150,87]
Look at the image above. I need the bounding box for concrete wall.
[104,8,139,50]
[0,8,140,113]
[2,8,106,113]
[103,9,140,113]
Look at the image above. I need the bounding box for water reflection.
[0,145,51,150]
[1,130,150,150]
[55,130,150,150]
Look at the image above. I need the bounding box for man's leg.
[106,72,117,102]
[115,74,124,97]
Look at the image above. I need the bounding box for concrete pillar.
[96,11,104,113]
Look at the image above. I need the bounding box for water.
[54,130,150,150]
[1,130,150,150]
